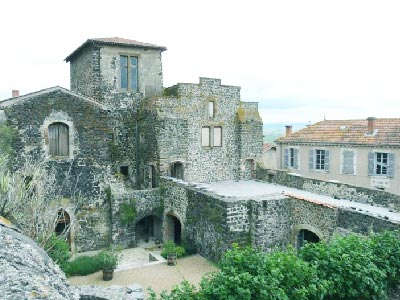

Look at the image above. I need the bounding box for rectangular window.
[208,101,214,118]
[375,152,388,175]
[315,149,326,170]
[130,56,138,91]
[120,55,138,91]
[201,127,210,147]
[289,148,295,167]
[120,55,128,89]
[213,127,222,147]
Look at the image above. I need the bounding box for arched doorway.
[171,162,184,180]
[55,209,71,247]
[243,159,255,180]
[135,215,162,246]
[297,229,320,249]
[165,214,182,244]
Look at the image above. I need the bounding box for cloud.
[1,0,400,124]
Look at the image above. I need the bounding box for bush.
[369,230,400,288]
[151,231,400,299]
[299,234,387,300]
[161,241,186,259]
[64,254,104,277]
[42,234,71,272]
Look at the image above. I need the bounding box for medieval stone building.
[0,37,263,253]
[0,37,399,258]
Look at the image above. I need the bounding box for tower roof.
[65,37,167,62]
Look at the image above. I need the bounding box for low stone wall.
[337,208,400,235]
[258,168,400,212]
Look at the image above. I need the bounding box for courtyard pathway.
[68,254,218,295]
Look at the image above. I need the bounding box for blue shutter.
[342,150,354,175]
[294,149,299,169]
[309,149,314,170]
[324,150,330,172]
[388,153,395,178]
[368,152,375,176]
[284,148,289,168]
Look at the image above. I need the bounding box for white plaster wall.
[277,144,400,195]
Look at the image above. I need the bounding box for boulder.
[0,221,79,299]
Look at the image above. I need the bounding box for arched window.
[49,122,69,157]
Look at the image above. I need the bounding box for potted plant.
[162,240,178,266]
[100,248,121,281]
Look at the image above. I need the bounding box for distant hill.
[263,123,308,143]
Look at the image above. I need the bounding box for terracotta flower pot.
[103,269,114,281]
[167,253,177,266]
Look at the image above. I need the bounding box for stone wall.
[151,78,263,183]
[337,208,400,234]
[110,184,162,248]
[258,169,400,212]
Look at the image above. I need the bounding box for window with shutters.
[315,149,326,170]
[284,147,298,169]
[48,122,69,157]
[342,150,355,175]
[120,55,138,91]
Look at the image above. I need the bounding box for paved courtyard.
[68,254,218,295]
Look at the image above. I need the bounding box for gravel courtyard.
[68,254,218,295]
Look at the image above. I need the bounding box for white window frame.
[201,126,222,148]
[375,152,388,175]
[315,149,326,170]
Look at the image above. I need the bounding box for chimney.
[12,90,19,98]
[367,117,376,134]
[285,125,293,137]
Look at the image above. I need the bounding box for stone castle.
[0,37,399,259]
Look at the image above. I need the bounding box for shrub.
[64,254,104,277]
[369,230,400,288]
[161,241,186,259]
[175,246,186,258]
[99,248,121,270]
[161,241,186,258]
[299,234,387,300]
[42,234,71,272]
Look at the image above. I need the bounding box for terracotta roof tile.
[276,118,400,146]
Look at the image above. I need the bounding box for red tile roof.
[65,37,167,61]
[276,119,400,146]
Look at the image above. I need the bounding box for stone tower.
[65,37,166,108]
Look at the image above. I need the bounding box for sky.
[1,0,400,124]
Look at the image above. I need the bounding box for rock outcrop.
[0,220,80,300]
[0,219,146,300]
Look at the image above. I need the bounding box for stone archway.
[135,215,162,246]
[165,214,182,244]
[292,225,323,249]
[55,209,71,248]
[297,229,320,248]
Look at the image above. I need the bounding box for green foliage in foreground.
[149,230,400,300]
